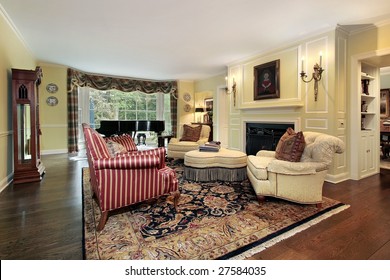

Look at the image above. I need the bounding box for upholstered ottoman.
[184,148,247,182]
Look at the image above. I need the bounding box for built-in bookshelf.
[360,71,376,130]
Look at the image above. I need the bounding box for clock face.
[184,104,191,112]
[183,92,191,102]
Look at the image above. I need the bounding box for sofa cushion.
[180,124,202,142]
[106,140,127,157]
[89,129,111,159]
[105,134,137,151]
[275,127,306,162]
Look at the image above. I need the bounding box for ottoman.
[184,148,247,182]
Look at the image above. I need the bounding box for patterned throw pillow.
[106,140,127,157]
[275,127,306,162]
[180,125,202,142]
[105,134,137,151]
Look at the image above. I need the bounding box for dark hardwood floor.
[0,154,389,260]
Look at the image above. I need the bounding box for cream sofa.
[247,131,345,207]
[167,124,211,159]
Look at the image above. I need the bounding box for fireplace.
[245,122,293,155]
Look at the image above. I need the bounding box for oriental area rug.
[82,162,349,260]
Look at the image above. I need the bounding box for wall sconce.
[224,76,237,95]
[225,76,237,106]
[300,53,324,101]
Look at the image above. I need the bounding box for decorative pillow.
[106,140,127,157]
[105,134,137,151]
[180,125,202,142]
[89,130,111,159]
[275,127,306,162]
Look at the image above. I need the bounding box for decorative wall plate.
[46,96,58,106]
[183,92,191,102]
[46,83,58,93]
[184,104,191,112]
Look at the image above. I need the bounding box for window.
[78,87,171,147]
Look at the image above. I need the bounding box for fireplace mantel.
[239,102,304,112]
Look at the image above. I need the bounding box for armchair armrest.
[197,137,209,145]
[169,137,179,144]
[267,160,327,175]
[256,150,276,158]
[94,154,160,170]
[120,146,166,168]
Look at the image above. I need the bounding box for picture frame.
[380,89,389,118]
[254,59,280,100]
[204,98,213,111]
[204,98,213,123]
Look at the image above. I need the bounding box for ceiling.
[1,0,390,81]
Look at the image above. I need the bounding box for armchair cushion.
[180,124,202,141]
[106,140,127,157]
[275,127,305,162]
[105,134,137,152]
[88,129,111,159]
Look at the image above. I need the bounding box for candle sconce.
[300,55,324,101]
[224,76,237,106]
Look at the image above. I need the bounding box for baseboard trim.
[41,149,68,155]
[325,172,349,184]
[0,173,13,194]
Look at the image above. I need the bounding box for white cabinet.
[356,62,380,179]
[359,130,377,178]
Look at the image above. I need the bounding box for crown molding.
[0,4,34,56]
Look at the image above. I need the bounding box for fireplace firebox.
[246,123,293,155]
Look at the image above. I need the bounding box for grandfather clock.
[12,67,45,184]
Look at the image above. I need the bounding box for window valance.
[67,68,177,94]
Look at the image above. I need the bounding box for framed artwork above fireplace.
[254,59,280,100]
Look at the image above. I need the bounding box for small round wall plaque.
[183,92,191,102]
[46,83,58,93]
[46,96,58,106]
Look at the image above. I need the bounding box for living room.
[1,0,390,275]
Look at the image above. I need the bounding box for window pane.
[88,89,170,133]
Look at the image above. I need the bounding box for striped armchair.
[82,123,179,230]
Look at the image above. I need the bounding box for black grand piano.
[96,120,167,147]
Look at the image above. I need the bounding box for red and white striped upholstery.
[104,134,138,152]
[82,123,179,230]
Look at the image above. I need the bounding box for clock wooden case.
[12,67,45,184]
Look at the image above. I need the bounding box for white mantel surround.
[241,117,301,152]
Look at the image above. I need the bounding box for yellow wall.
[39,63,68,153]
[0,11,37,190]
[194,73,225,107]
[348,23,390,56]
[176,80,195,136]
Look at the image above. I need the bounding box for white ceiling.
[1,0,390,81]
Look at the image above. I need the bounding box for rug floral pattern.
[83,161,347,260]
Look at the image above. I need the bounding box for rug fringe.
[229,204,350,260]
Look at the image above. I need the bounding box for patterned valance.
[67,68,177,95]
